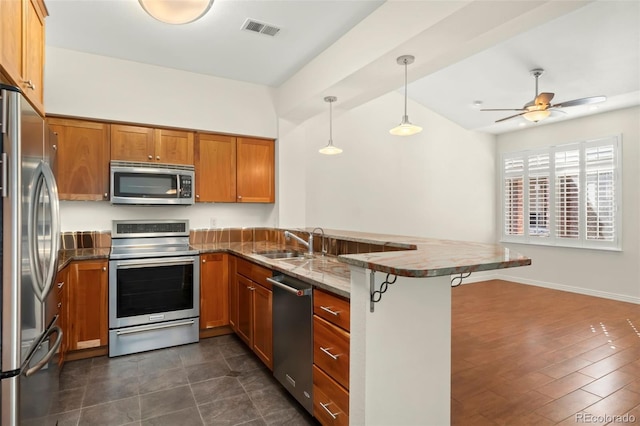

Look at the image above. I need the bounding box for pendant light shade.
[319,96,343,155]
[139,0,213,25]
[390,55,422,136]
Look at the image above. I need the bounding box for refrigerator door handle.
[22,325,62,377]
[27,161,61,302]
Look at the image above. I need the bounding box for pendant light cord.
[329,99,333,144]
[403,58,408,117]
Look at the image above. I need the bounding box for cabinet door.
[48,118,110,201]
[195,133,236,202]
[236,274,254,347]
[236,138,275,203]
[111,124,155,162]
[200,253,229,330]
[228,256,238,331]
[253,283,273,370]
[0,0,23,85]
[155,129,194,165]
[67,260,108,350]
[23,0,45,113]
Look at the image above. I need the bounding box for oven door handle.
[113,258,197,269]
[115,320,195,335]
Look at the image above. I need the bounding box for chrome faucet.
[284,230,314,256]
[312,227,326,255]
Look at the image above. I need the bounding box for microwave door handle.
[177,174,181,197]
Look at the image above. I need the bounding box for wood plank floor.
[452,280,640,425]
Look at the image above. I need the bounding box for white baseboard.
[456,272,640,305]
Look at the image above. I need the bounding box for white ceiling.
[45,0,640,134]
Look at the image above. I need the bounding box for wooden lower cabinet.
[66,260,108,352]
[228,256,238,331]
[200,253,229,331]
[313,289,351,426]
[313,365,349,426]
[234,258,273,370]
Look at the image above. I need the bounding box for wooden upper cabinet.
[0,0,23,85]
[111,124,194,165]
[110,124,155,162]
[47,117,110,201]
[24,0,45,112]
[195,133,237,202]
[0,0,47,115]
[236,137,275,203]
[155,128,194,165]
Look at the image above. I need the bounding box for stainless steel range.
[108,219,200,357]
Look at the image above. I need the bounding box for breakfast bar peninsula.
[332,231,531,426]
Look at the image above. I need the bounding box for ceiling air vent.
[241,19,280,37]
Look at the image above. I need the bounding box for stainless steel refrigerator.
[1,84,62,425]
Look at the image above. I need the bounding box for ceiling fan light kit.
[319,96,343,155]
[139,0,214,25]
[390,55,423,136]
[481,67,606,124]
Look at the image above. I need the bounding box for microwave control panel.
[180,176,192,198]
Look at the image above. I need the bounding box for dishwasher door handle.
[267,277,311,297]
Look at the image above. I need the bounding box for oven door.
[109,255,200,329]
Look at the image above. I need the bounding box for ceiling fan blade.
[551,96,606,108]
[480,108,526,112]
[495,111,527,123]
[534,92,554,105]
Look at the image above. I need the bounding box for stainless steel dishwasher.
[268,273,313,415]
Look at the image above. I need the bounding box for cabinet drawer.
[314,289,350,332]
[313,365,349,426]
[313,316,349,390]
[236,257,272,290]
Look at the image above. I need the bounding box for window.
[502,136,621,250]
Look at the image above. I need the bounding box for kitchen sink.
[255,250,306,260]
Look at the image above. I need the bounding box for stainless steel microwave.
[110,161,195,205]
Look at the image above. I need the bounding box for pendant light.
[319,96,343,155]
[389,55,423,136]
[139,0,214,25]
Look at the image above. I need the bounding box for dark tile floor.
[30,334,317,426]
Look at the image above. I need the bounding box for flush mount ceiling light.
[390,55,422,136]
[139,0,213,25]
[319,96,343,155]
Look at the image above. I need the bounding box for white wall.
[495,107,640,303]
[301,91,497,243]
[45,47,278,231]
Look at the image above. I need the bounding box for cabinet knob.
[148,155,153,160]
[104,193,108,199]
[102,266,107,271]
[237,195,242,200]
[202,259,206,263]
[57,302,62,309]
[196,194,200,199]
[156,156,160,160]
[52,144,57,150]
[23,80,35,90]
[57,282,64,289]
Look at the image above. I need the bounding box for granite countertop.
[312,229,532,278]
[57,229,531,299]
[197,241,352,298]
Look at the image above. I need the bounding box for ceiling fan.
[481,68,606,123]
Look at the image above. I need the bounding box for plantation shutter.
[585,142,616,242]
[555,147,580,240]
[504,156,524,236]
[527,153,550,238]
